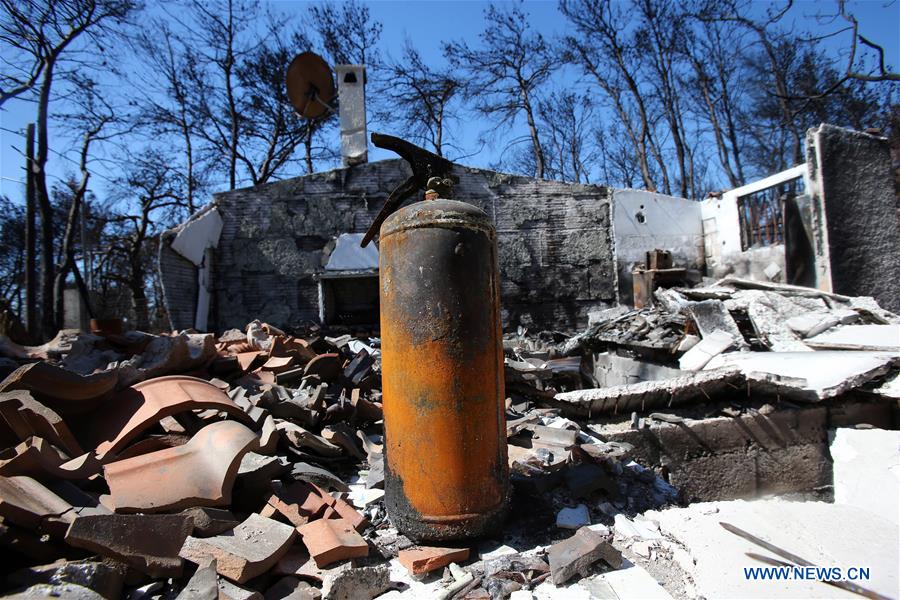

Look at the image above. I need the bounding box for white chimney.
[335,64,367,166]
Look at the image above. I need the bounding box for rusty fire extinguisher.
[361,133,509,541]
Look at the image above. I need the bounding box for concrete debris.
[707,350,897,399]
[830,428,899,525]
[685,300,746,349]
[677,330,734,370]
[554,279,898,415]
[1,280,895,599]
[175,559,218,600]
[320,563,390,599]
[805,323,900,351]
[645,498,898,599]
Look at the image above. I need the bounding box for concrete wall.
[806,124,900,312]
[193,159,616,333]
[612,189,704,303]
[700,165,809,282]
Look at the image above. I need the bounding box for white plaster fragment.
[678,330,734,370]
[171,208,224,266]
[556,504,591,529]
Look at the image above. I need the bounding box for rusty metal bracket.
[360,133,457,248]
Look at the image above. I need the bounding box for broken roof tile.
[103,420,258,513]
[303,354,343,383]
[65,513,192,578]
[548,527,621,585]
[0,475,74,535]
[0,437,100,480]
[236,351,264,373]
[90,375,254,461]
[0,390,84,456]
[398,546,471,575]
[0,362,118,414]
[179,513,297,584]
[297,517,368,568]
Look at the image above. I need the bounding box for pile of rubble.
[553,277,899,416]
[0,317,682,600]
[0,277,896,599]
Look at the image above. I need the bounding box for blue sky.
[0,0,897,203]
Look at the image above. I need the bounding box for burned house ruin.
[160,123,899,333]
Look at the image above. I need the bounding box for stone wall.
[205,159,616,333]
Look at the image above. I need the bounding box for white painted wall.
[612,189,704,302]
[700,164,808,282]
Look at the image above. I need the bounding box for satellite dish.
[286,52,335,119]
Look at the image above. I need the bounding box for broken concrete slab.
[4,581,107,599]
[6,558,125,599]
[613,514,661,540]
[179,513,297,584]
[806,324,900,351]
[646,499,898,599]
[830,428,899,524]
[537,564,673,599]
[553,367,743,417]
[548,527,622,586]
[732,289,822,352]
[103,420,258,513]
[90,375,253,460]
[678,330,734,371]
[686,300,746,349]
[297,517,368,568]
[786,312,841,338]
[397,545,470,575]
[706,351,898,399]
[65,513,192,578]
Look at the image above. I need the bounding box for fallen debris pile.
[0,317,678,599]
[553,278,899,416]
[0,278,896,598]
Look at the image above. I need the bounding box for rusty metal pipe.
[379,198,509,541]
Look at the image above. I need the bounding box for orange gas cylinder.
[379,198,509,541]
